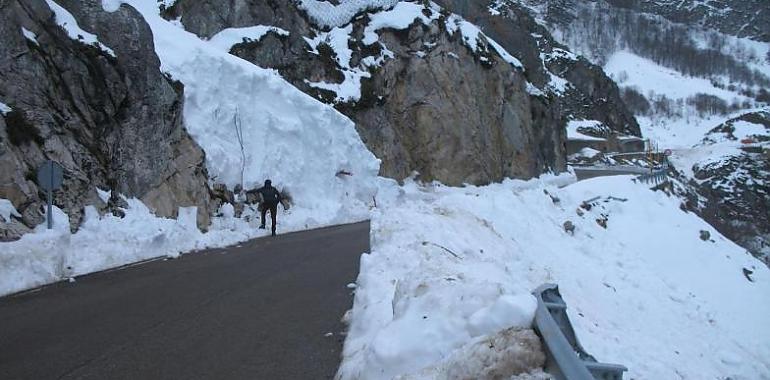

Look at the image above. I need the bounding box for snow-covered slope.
[339,175,770,379]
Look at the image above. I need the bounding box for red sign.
[664,149,672,156]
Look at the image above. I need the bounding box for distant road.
[573,166,651,181]
[0,222,369,380]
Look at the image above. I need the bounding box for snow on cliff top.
[297,0,400,29]
[207,25,289,52]
[46,0,116,57]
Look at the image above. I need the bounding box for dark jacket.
[256,185,281,205]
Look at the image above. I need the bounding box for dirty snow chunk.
[0,102,11,116]
[362,2,439,45]
[0,199,21,223]
[298,0,399,29]
[21,27,39,45]
[567,120,605,141]
[398,328,545,380]
[46,0,116,57]
[207,25,289,52]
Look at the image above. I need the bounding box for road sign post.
[36,160,64,229]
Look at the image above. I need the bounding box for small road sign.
[664,149,672,157]
[36,160,64,229]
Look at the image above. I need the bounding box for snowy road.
[0,221,369,380]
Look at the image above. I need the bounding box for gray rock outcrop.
[0,0,212,239]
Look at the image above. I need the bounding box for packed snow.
[45,0,116,57]
[207,26,289,52]
[338,175,770,379]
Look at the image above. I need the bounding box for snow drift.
[338,175,770,379]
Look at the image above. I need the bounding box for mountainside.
[514,0,770,261]
[0,0,212,239]
[166,0,638,185]
[0,2,769,380]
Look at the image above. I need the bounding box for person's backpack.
[262,187,280,204]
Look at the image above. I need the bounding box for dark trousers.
[260,202,278,233]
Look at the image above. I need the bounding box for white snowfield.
[603,50,758,149]
[339,175,770,380]
[0,2,769,380]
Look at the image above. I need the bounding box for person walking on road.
[256,179,282,236]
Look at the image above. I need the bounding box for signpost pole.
[47,188,53,229]
[47,161,53,229]
[37,160,63,229]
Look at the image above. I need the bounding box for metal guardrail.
[634,168,668,185]
[532,284,627,380]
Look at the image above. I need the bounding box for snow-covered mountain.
[1,1,769,379]
[510,0,770,261]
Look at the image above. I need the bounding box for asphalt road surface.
[0,221,370,380]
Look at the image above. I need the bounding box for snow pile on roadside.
[207,25,289,52]
[339,175,770,379]
[0,190,360,297]
[45,0,116,56]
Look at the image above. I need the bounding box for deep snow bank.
[103,0,380,219]
[0,0,380,297]
[339,175,770,379]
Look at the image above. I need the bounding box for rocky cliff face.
[167,0,638,186]
[0,0,211,239]
[674,110,770,264]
